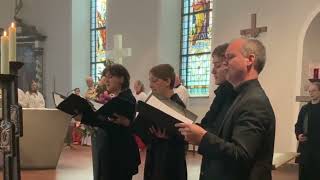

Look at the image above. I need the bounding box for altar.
[19,108,70,169]
[0,108,70,169]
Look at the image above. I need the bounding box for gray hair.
[240,39,266,74]
[86,76,93,81]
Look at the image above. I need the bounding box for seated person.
[25,80,45,108]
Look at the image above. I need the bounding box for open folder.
[133,94,197,141]
[52,92,135,119]
[53,92,97,116]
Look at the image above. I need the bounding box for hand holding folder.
[53,92,135,121]
[133,94,197,142]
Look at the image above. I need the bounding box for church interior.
[1,0,320,179]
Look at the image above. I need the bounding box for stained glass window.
[180,0,213,96]
[90,0,107,82]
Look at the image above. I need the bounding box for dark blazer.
[199,81,236,180]
[81,89,140,177]
[295,102,320,165]
[295,103,309,164]
[198,79,276,180]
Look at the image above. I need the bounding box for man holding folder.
[176,38,276,180]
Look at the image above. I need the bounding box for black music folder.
[133,94,197,142]
[53,92,135,119]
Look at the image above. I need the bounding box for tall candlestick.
[9,22,16,61]
[1,31,9,74]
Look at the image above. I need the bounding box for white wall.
[301,13,320,95]
[157,0,181,72]
[71,0,90,94]
[214,0,320,152]
[0,0,14,28]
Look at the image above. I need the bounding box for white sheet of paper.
[88,100,103,110]
[53,93,65,106]
[146,95,194,124]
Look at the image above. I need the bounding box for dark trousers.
[299,152,320,180]
[91,128,108,180]
[109,172,133,180]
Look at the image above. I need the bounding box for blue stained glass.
[180,0,213,96]
[90,0,108,83]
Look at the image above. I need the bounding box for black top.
[199,81,236,180]
[308,103,320,146]
[81,89,140,176]
[200,81,237,134]
[198,79,276,180]
[295,102,320,151]
[143,93,187,180]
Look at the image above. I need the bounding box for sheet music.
[88,100,103,110]
[146,95,195,124]
[53,93,65,106]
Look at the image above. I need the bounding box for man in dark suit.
[295,82,320,180]
[176,38,276,180]
[198,43,237,180]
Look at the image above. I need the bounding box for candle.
[1,31,9,74]
[314,68,319,79]
[9,22,16,61]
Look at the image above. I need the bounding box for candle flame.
[3,31,7,36]
[11,22,15,28]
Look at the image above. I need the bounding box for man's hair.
[240,39,266,74]
[102,64,130,90]
[212,43,229,61]
[311,82,320,91]
[150,64,175,89]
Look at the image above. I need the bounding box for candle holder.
[308,78,320,83]
[0,74,17,180]
[9,61,24,180]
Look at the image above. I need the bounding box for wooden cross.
[106,34,132,64]
[240,14,267,38]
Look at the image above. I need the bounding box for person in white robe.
[18,88,27,108]
[25,80,45,108]
[173,75,189,107]
[133,80,147,102]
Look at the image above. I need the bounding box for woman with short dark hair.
[80,64,140,180]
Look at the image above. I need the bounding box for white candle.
[9,22,16,61]
[1,31,9,74]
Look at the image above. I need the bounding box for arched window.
[90,0,107,82]
[180,0,213,96]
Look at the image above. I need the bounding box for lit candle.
[9,22,16,61]
[1,31,9,74]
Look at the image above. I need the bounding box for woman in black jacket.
[79,64,140,180]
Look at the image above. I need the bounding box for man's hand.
[108,113,130,127]
[149,126,168,139]
[298,134,308,142]
[175,123,207,145]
